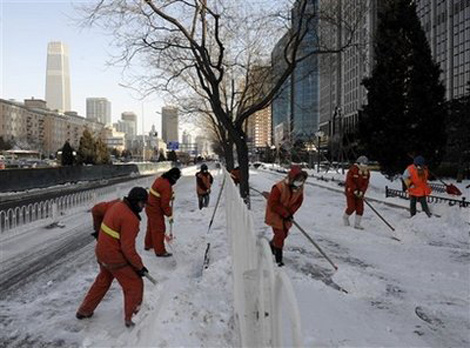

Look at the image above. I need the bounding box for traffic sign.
[168,141,179,150]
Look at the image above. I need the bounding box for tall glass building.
[271,0,319,145]
[416,0,470,100]
[45,42,71,112]
[292,0,319,141]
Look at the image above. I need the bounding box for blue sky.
[0,0,166,135]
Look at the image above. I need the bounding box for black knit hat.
[167,167,181,181]
[127,187,148,203]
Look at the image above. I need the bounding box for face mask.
[291,180,304,188]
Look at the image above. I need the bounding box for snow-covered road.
[1,166,468,347]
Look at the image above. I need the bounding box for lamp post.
[315,130,324,173]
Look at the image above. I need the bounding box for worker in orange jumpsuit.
[343,156,370,229]
[403,155,432,217]
[90,199,120,239]
[196,164,214,209]
[265,165,307,266]
[145,167,181,257]
[230,166,241,185]
[76,187,150,328]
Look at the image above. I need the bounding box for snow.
[1,165,469,347]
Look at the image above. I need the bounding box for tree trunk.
[224,139,235,171]
[234,133,250,201]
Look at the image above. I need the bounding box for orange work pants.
[345,193,364,215]
[78,264,143,321]
[145,215,167,255]
[272,227,289,249]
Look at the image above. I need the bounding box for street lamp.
[315,130,324,173]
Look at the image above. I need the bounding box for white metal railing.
[224,168,303,347]
[0,175,155,234]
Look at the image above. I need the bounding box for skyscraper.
[161,107,179,144]
[45,42,71,112]
[120,111,137,136]
[86,98,112,125]
[416,0,470,100]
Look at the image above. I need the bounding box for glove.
[284,215,293,222]
[355,190,364,198]
[168,216,174,224]
[137,266,149,277]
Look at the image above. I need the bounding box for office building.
[416,0,470,100]
[161,107,178,144]
[271,0,320,147]
[86,98,111,125]
[45,42,71,112]
[318,0,377,138]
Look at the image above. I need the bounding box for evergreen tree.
[445,81,470,181]
[358,0,446,178]
[76,129,96,165]
[0,136,12,151]
[158,150,166,162]
[167,150,178,162]
[61,141,75,166]
[95,138,111,164]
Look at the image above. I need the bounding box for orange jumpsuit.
[265,180,303,249]
[196,171,214,209]
[91,199,120,238]
[145,176,173,255]
[78,201,144,322]
[345,164,370,216]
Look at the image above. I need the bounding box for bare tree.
[78,0,366,199]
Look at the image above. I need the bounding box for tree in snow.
[358,0,446,178]
[76,128,96,165]
[78,0,366,198]
[61,141,75,166]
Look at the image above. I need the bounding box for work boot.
[274,248,284,267]
[343,213,350,226]
[156,252,173,257]
[76,311,93,320]
[354,215,364,230]
[125,319,135,328]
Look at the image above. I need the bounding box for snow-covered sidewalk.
[1,166,469,347]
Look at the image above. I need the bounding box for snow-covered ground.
[1,165,469,347]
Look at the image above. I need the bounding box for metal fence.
[385,186,469,208]
[0,176,155,234]
[224,168,303,347]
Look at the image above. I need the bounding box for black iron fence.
[385,186,469,208]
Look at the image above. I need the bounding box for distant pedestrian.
[343,156,370,230]
[403,155,432,217]
[145,167,181,257]
[196,164,214,209]
[76,187,150,328]
[90,199,120,239]
[265,165,307,266]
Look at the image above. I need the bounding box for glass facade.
[416,0,470,100]
[271,0,319,144]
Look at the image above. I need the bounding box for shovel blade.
[446,184,462,196]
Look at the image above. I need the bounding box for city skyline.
[1,1,165,136]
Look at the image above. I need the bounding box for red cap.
[288,165,302,179]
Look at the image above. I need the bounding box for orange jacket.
[345,164,370,196]
[196,172,213,195]
[91,199,120,234]
[406,164,431,197]
[265,180,303,230]
[96,200,144,271]
[147,176,173,217]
